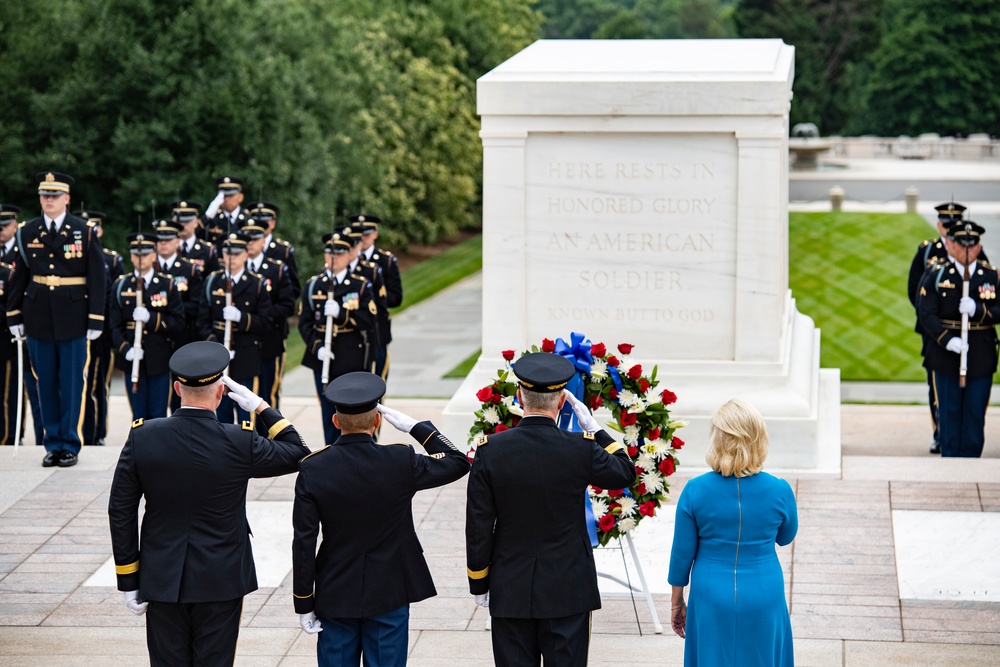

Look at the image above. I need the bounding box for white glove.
[9,324,24,340]
[222,376,263,412]
[132,306,150,323]
[205,190,225,218]
[125,347,145,362]
[222,305,241,322]
[377,404,417,433]
[563,389,600,432]
[124,590,148,616]
[324,300,340,318]
[317,346,333,362]
[946,338,968,354]
[86,328,102,341]
[299,612,323,634]
[959,296,976,316]
[474,592,490,608]
[228,349,236,360]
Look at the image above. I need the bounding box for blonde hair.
[705,398,769,477]
[336,408,378,433]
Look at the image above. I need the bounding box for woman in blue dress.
[668,398,798,666]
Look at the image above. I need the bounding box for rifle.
[321,221,337,387]
[960,236,970,388]
[131,216,144,394]
[223,240,233,376]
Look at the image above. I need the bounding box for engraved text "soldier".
[578,270,682,290]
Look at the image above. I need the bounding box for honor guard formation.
[1,170,403,465]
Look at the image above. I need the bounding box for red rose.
[608,388,618,399]
[672,436,685,450]
[627,364,642,380]
[591,486,603,495]
[588,394,603,410]
[638,379,650,393]
[648,427,660,440]
[591,342,607,357]
[639,501,656,518]
[618,343,634,354]
[466,449,476,463]
[659,457,675,476]
[598,514,616,532]
[491,391,502,404]
[620,411,637,427]
[635,482,647,495]
[634,465,645,477]
[475,386,493,403]
[541,338,555,353]
[607,355,620,367]
[661,389,677,405]
[607,488,624,498]
[494,423,509,433]
[501,349,515,361]
[626,445,639,458]
[512,416,521,426]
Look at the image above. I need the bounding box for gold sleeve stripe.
[115,561,139,575]
[421,430,438,446]
[467,566,489,580]
[293,593,313,599]
[267,419,292,440]
[605,442,624,455]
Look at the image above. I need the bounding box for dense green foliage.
[0,0,540,268]
[536,0,734,39]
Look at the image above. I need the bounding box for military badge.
[979,284,996,300]
[939,280,956,289]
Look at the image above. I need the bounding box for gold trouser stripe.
[0,360,10,446]
[269,354,285,407]
[116,561,139,575]
[605,442,623,454]
[75,340,92,444]
[267,419,291,440]
[250,377,259,429]
[467,566,489,580]
[380,347,390,381]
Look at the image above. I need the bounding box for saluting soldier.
[202,176,249,249]
[917,220,1000,458]
[239,216,295,409]
[108,342,310,667]
[197,232,272,425]
[246,200,300,299]
[298,231,377,445]
[292,372,470,662]
[6,171,106,468]
[352,213,403,381]
[466,353,636,666]
[79,210,124,446]
[0,205,20,264]
[169,200,220,274]
[110,232,185,420]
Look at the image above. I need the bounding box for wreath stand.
[482,533,662,635]
[596,533,663,635]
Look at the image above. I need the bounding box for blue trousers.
[313,369,341,446]
[258,355,284,410]
[124,372,170,421]
[317,604,409,667]
[23,348,44,446]
[374,346,389,381]
[933,371,991,458]
[83,345,113,444]
[925,367,939,445]
[216,376,257,425]
[26,336,88,455]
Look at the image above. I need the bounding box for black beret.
[512,352,575,393]
[324,372,385,413]
[169,341,230,386]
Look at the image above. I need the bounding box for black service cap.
[324,371,386,413]
[169,341,230,386]
[512,352,574,393]
[948,220,985,247]
[152,218,183,240]
[37,171,74,195]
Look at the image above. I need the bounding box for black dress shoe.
[929,441,941,454]
[42,451,61,467]
[57,452,78,467]
[94,438,105,446]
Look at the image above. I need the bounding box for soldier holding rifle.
[917,220,1000,457]
[299,231,376,445]
[352,213,403,381]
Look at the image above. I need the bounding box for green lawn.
[789,211,931,382]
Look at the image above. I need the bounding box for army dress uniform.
[0,262,16,444]
[246,200,301,299]
[298,262,376,445]
[354,214,404,380]
[170,200,220,274]
[917,221,1000,457]
[108,342,310,667]
[6,172,106,464]
[466,354,636,666]
[292,372,470,665]
[203,176,248,249]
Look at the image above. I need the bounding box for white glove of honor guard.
[124,590,148,615]
[946,338,969,354]
[317,346,333,362]
[125,348,144,362]
[9,324,24,340]
[475,592,490,608]
[205,190,225,219]
[222,305,241,322]
[959,296,976,316]
[86,328,102,341]
[299,612,323,634]
[563,389,601,432]
[228,349,236,360]
[377,404,417,433]
[324,300,340,318]
[222,376,263,412]
[132,306,150,323]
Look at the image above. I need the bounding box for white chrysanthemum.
[482,406,500,425]
[590,360,608,379]
[623,425,640,445]
[618,354,633,368]
[618,496,636,516]
[647,438,671,458]
[668,419,688,430]
[636,453,655,472]
[590,497,609,519]
[641,470,665,494]
[618,389,638,407]
[618,517,637,533]
[502,395,515,408]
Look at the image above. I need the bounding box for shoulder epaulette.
[980,261,997,272]
[301,445,331,461]
[132,418,144,429]
[241,420,253,431]
[476,434,488,447]
[920,239,932,248]
[583,431,596,440]
[17,221,26,228]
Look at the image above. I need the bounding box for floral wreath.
[468,333,685,547]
